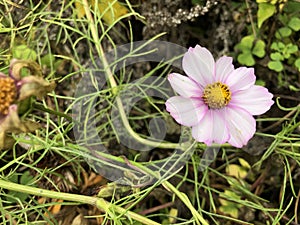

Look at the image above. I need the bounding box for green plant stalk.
[81,0,179,150]
[81,2,209,224]
[0,179,160,225]
[162,180,209,225]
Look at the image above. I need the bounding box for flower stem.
[162,181,209,225]
[79,4,209,223]
[81,0,180,150]
[0,179,160,225]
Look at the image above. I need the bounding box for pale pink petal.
[166,96,208,127]
[182,45,215,87]
[229,85,274,115]
[192,111,213,145]
[192,109,229,145]
[168,73,201,98]
[215,56,234,82]
[225,67,256,92]
[224,106,256,148]
[211,109,230,144]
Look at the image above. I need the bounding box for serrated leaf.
[252,39,266,58]
[288,17,300,31]
[257,3,276,28]
[275,27,292,38]
[268,60,283,72]
[237,52,255,66]
[270,52,284,61]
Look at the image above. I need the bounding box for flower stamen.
[202,82,231,109]
[0,77,17,115]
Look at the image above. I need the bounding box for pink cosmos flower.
[165,45,274,148]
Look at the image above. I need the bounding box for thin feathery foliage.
[0,0,299,224]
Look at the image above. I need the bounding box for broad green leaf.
[41,54,55,67]
[219,205,239,218]
[268,60,283,72]
[237,52,255,66]
[252,39,266,58]
[238,158,251,169]
[271,41,285,51]
[270,52,284,61]
[75,0,128,25]
[288,17,300,31]
[237,35,254,50]
[257,3,276,28]
[12,45,37,61]
[295,58,300,71]
[286,43,298,54]
[20,171,35,185]
[255,79,266,86]
[256,0,277,4]
[226,164,248,179]
[275,27,292,38]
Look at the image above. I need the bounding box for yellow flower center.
[202,82,231,109]
[0,77,17,115]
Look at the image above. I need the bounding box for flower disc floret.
[202,82,231,109]
[0,77,17,115]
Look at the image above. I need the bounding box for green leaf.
[270,52,284,61]
[192,0,204,5]
[268,60,283,72]
[257,3,276,28]
[275,27,292,38]
[237,52,255,66]
[41,54,55,67]
[12,45,37,61]
[286,44,298,54]
[219,205,239,218]
[256,0,277,4]
[6,172,36,203]
[238,158,251,169]
[255,79,266,86]
[271,41,285,51]
[252,39,266,58]
[226,164,248,179]
[295,58,300,71]
[237,35,254,50]
[288,17,300,31]
[20,171,35,185]
[289,85,300,91]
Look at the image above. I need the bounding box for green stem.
[0,179,96,205]
[81,0,180,150]
[0,179,160,225]
[33,102,73,122]
[162,181,209,225]
[80,4,209,224]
